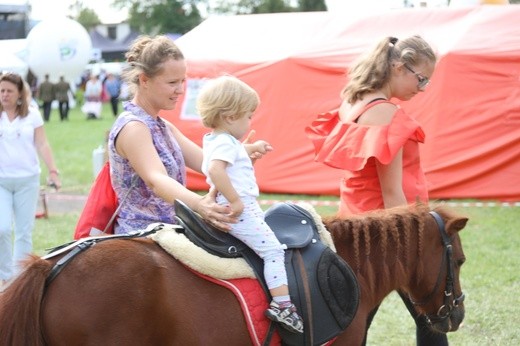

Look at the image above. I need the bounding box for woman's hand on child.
[198,189,237,232]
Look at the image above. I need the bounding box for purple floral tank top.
[108,102,186,233]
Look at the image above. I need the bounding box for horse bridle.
[408,211,465,326]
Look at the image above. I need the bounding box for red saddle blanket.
[188,267,281,346]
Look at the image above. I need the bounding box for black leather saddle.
[174,200,359,346]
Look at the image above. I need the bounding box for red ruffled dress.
[306,100,428,216]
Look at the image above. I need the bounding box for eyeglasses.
[403,64,430,89]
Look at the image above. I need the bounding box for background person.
[36,74,54,122]
[104,73,121,117]
[306,35,444,345]
[198,75,303,334]
[0,72,61,288]
[82,74,103,119]
[54,75,73,121]
[107,35,269,234]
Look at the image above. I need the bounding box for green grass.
[41,102,117,193]
[35,104,519,345]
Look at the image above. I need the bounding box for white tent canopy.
[0,52,28,76]
[0,39,28,76]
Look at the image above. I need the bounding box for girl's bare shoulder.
[357,102,398,126]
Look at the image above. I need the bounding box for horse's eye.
[457,258,466,267]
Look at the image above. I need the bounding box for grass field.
[39,102,117,193]
[35,103,519,345]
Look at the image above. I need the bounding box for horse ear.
[446,217,469,235]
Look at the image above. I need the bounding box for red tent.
[161,5,520,201]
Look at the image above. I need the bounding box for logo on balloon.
[59,40,77,61]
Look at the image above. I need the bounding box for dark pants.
[58,101,69,120]
[110,96,119,117]
[42,101,52,121]
[362,291,449,346]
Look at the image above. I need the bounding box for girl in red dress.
[306,36,446,345]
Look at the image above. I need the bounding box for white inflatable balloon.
[26,18,92,83]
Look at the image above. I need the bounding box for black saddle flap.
[174,200,359,346]
[264,202,316,248]
[174,200,248,258]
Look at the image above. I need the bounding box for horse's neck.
[333,219,421,308]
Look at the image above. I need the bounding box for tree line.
[70,0,520,35]
[70,0,327,34]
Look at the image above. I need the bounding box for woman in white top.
[0,72,61,287]
[83,74,103,119]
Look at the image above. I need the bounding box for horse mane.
[323,203,432,291]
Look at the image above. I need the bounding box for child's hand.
[243,130,273,161]
[249,141,273,161]
[229,199,244,218]
[252,140,273,155]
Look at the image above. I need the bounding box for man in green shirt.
[54,76,73,121]
[37,74,55,121]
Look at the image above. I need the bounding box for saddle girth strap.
[44,226,162,288]
[45,241,93,288]
[262,322,276,346]
[295,250,314,344]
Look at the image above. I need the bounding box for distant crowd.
[31,70,128,122]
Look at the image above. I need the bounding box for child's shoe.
[265,301,304,333]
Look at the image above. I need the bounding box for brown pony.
[0,203,467,346]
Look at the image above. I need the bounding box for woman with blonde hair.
[108,36,270,234]
[307,35,446,345]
